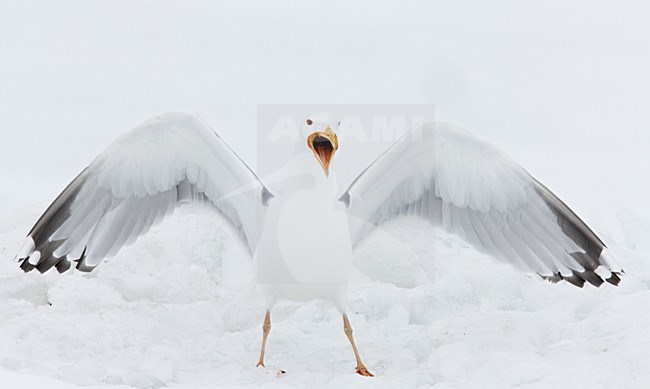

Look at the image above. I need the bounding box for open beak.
[307,128,338,176]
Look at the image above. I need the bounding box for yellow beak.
[307,128,339,176]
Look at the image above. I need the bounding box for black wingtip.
[19,258,35,273]
[578,270,605,287]
[74,248,97,273]
[36,255,64,274]
[75,262,97,272]
[540,273,561,283]
[56,258,72,273]
[563,273,586,288]
[606,272,621,286]
[541,268,621,288]
[70,247,96,272]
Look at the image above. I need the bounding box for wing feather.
[341,121,622,287]
[15,111,273,273]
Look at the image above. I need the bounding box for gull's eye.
[306,119,313,125]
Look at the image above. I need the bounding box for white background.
[1,1,648,220]
[0,1,649,388]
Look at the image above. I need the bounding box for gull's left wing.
[340,121,623,287]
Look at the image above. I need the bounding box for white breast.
[254,175,352,308]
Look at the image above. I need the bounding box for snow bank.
[1,204,649,388]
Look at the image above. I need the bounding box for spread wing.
[340,121,623,287]
[14,111,273,273]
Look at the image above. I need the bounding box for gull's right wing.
[15,111,273,273]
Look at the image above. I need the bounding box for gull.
[14,111,623,377]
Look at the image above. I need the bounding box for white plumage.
[341,122,622,286]
[255,167,352,308]
[17,112,271,273]
[14,110,622,376]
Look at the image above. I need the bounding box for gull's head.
[303,114,339,176]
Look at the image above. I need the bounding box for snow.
[0,370,82,389]
[1,203,650,388]
[1,1,650,387]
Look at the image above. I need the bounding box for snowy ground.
[1,201,649,388]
